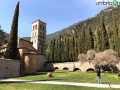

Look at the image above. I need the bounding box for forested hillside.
[46,5,120,63]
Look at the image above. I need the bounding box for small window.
[43,26,44,30]
[35,40,36,44]
[35,32,36,36]
[41,48,43,54]
[40,25,42,29]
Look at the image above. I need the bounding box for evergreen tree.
[71,35,75,61]
[96,26,101,52]
[46,51,50,63]
[66,38,69,62]
[87,25,94,50]
[78,33,82,54]
[100,17,109,51]
[81,28,86,53]
[107,27,114,50]
[64,38,67,62]
[54,39,58,62]
[112,14,119,53]
[5,2,19,59]
[49,40,52,63]
[75,39,78,61]
[58,34,62,62]
[72,35,75,52]
[51,38,55,62]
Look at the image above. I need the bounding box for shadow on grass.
[16,70,55,78]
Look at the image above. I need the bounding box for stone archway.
[74,68,80,71]
[54,67,59,69]
[63,67,69,70]
[86,68,94,72]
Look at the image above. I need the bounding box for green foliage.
[96,26,101,52]
[100,17,109,51]
[46,50,50,63]
[78,33,82,54]
[5,2,19,59]
[81,28,86,53]
[0,29,7,57]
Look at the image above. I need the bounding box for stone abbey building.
[1,20,47,73]
[18,19,46,72]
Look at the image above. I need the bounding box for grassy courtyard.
[13,70,120,84]
[0,70,120,90]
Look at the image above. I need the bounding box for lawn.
[0,81,119,90]
[1,70,120,90]
[12,70,120,84]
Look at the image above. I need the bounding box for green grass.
[12,70,120,84]
[0,81,119,90]
[1,70,120,90]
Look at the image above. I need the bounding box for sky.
[0,0,110,38]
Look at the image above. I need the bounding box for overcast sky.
[0,0,110,38]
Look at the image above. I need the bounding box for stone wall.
[0,58,20,78]
[37,55,46,71]
[21,53,37,73]
[52,61,95,72]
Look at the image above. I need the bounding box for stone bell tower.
[31,19,46,70]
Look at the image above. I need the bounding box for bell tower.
[31,19,46,70]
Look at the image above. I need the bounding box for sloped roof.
[18,45,37,53]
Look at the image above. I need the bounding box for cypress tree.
[78,33,82,54]
[52,38,55,62]
[64,38,67,62]
[72,35,75,52]
[112,14,119,53]
[75,39,78,61]
[58,34,62,62]
[5,2,19,59]
[71,35,75,61]
[81,28,86,53]
[96,26,101,52]
[100,17,109,51]
[66,38,69,62]
[87,25,94,50]
[54,39,58,62]
[49,40,52,63]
